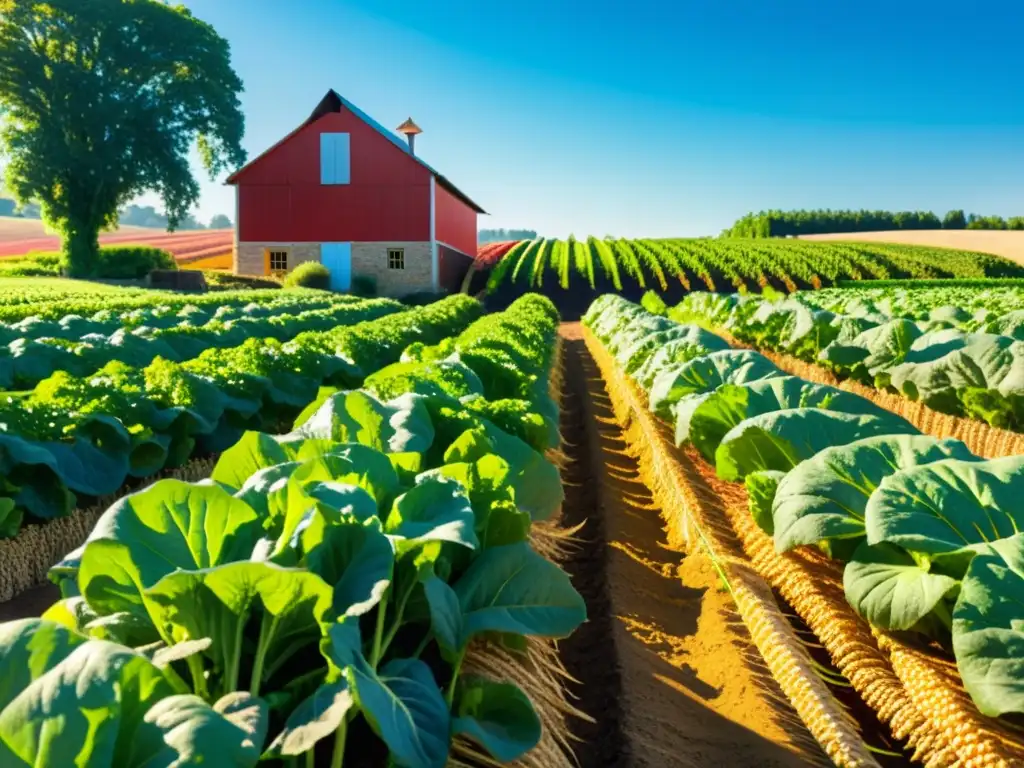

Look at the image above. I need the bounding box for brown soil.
[800,230,1024,265]
[0,583,57,623]
[557,323,825,768]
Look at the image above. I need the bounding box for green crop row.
[0,294,583,768]
[0,286,350,323]
[0,296,483,538]
[484,237,1024,297]
[673,290,1024,430]
[1,297,404,391]
[584,294,1024,720]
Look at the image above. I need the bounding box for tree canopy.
[0,0,246,275]
[479,228,538,242]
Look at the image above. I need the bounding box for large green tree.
[0,0,245,275]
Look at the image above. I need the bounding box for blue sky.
[152,0,1024,237]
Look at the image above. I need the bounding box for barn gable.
[228,89,483,297]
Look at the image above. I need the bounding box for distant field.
[800,230,1024,266]
[0,217,233,267]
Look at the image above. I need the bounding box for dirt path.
[557,323,825,768]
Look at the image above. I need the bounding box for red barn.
[226,89,484,296]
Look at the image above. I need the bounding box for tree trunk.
[62,217,101,277]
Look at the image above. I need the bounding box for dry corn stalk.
[583,326,874,768]
[718,331,1024,459]
[0,458,215,605]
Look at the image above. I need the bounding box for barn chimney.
[396,117,422,155]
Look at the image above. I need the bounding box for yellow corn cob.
[0,456,215,603]
[584,326,878,768]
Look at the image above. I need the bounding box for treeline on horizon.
[479,228,538,243]
[723,209,1024,238]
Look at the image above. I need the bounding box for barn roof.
[226,89,486,215]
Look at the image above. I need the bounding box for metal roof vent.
[396,117,422,155]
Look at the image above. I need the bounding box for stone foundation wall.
[234,242,321,276]
[352,241,432,296]
[234,240,435,296]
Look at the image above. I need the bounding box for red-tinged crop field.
[0,218,233,266]
[475,239,520,266]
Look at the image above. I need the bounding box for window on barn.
[267,249,289,275]
[387,248,405,270]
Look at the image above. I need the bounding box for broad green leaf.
[0,620,257,767]
[273,477,380,559]
[423,575,464,658]
[284,448,402,512]
[819,318,922,375]
[291,385,342,430]
[301,514,395,619]
[773,435,978,556]
[263,681,354,757]
[443,427,495,464]
[131,692,268,766]
[480,500,531,548]
[648,349,781,419]
[680,375,912,460]
[0,619,85,711]
[715,408,919,482]
[345,656,450,768]
[233,460,301,524]
[454,543,586,640]
[481,424,562,522]
[745,470,786,536]
[843,542,958,631]
[211,432,289,490]
[952,533,1024,717]
[385,476,479,551]
[145,561,333,697]
[78,480,263,618]
[888,333,1024,410]
[289,390,435,454]
[453,676,541,763]
[864,455,1024,561]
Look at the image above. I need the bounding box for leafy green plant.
[583,294,1024,717]
[0,296,482,538]
[351,275,377,297]
[285,262,332,291]
[14,293,583,766]
[95,246,177,278]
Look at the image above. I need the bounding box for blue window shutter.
[320,133,336,184]
[320,133,350,185]
[335,133,350,184]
